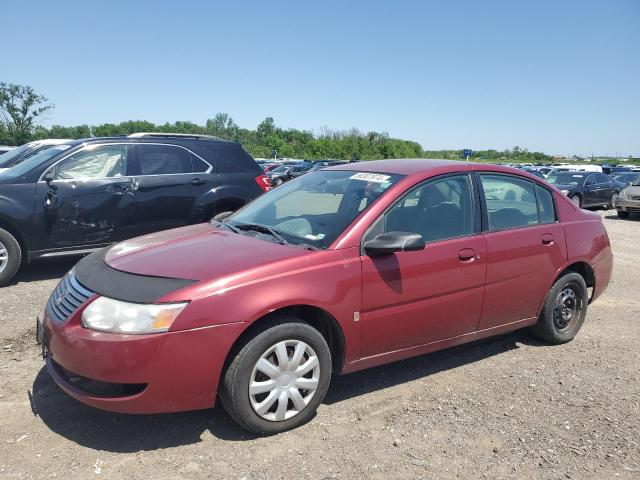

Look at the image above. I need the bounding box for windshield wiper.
[235,223,289,245]
[211,219,240,234]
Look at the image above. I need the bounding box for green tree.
[0,82,54,145]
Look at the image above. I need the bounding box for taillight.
[255,174,271,192]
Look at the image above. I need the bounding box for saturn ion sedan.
[38,160,613,434]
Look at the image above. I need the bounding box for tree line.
[0,82,554,162]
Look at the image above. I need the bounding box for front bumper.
[614,196,640,213]
[39,309,245,414]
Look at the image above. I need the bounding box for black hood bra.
[74,248,197,303]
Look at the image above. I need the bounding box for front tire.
[608,192,619,209]
[530,272,588,344]
[0,228,22,287]
[219,318,332,435]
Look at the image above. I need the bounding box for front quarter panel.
[160,247,363,365]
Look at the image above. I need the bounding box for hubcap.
[0,240,8,275]
[249,340,320,422]
[611,193,619,207]
[571,196,581,206]
[553,287,581,332]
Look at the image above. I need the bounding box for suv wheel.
[219,318,332,435]
[570,195,582,208]
[530,272,588,344]
[0,228,22,287]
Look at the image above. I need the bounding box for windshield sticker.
[350,172,391,183]
[304,233,326,241]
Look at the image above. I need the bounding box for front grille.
[46,270,94,323]
[630,195,640,201]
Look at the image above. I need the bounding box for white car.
[0,139,72,171]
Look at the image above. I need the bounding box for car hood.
[105,223,310,282]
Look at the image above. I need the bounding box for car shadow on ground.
[604,213,640,221]
[10,258,79,285]
[30,330,544,451]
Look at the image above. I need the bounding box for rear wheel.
[273,178,283,187]
[0,228,22,287]
[219,318,332,435]
[608,192,619,209]
[570,195,582,208]
[530,273,588,344]
[617,210,630,219]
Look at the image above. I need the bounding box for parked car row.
[0,133,269,285]
[255,159,348,187]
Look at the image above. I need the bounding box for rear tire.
[570,195,582,208]
[617,210,630,219]
[219,317,332,435]
[0,228,22,287]
[530,273,588,344]
[608,192,619,209]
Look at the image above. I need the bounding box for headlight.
[560,189,570,195]
[81,297,188,334]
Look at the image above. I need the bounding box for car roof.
[72,134,240,147]
[326,158,555,179]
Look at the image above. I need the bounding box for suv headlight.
[560,189,570,195]
[82,297,188,334]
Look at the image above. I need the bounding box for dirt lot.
[1,210,638,479]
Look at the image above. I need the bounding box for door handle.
[191,178,206,186]
[458,248,477,262]
[541,233,554,245]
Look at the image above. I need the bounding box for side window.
[595,173,610,184]
[53,145,128,180]
[480,174,538,231]
[137,144,192,175]
[535,184,556,224]
[585,175,596,185]
[369,174,475,243]
[192,155,210,173]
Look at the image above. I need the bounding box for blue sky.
[1,0,638,156]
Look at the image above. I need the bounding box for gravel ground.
[0,210,638,479]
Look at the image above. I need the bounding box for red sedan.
[38,160,613,434]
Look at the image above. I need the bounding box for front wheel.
[273,178,283,187]
[219,319,332,435]
[608,192,619,209]
[0,228,22,287]
[530,272,588,344]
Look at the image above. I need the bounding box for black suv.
[0,133,269,285]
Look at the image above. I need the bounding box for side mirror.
[364,231,425,257]
[43,170,54,184]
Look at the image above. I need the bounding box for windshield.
[547,172,586,186]
[633,177,640,187]
[0,143,35,168]
[227,170,403,249]
[0,144,73,180]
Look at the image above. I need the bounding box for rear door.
[594,173,615,204]
[128,143,214,235]
[360,173,487,357]
[476,174,566,330]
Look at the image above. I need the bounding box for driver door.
[360,174,487,358]
[37,144,135,249]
